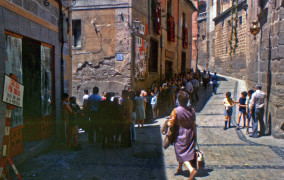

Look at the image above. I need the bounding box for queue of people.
[61,68,216,150]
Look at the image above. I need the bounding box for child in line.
[69,96,81,151]
[223,92,236,130]
[236,91,248,130]
[246,90,255,134]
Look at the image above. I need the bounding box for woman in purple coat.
[168,91,197,180]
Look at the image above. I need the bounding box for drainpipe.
[148,0,151,35]
[177,0,180,73]
[56,0,64,141]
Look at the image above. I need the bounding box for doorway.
[165,61,173,80]
[181,52,186,74]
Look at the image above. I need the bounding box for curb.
[11,137,55,166]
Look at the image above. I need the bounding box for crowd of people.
[61,69,217,150]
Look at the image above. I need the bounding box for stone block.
[280,21,284,32]
[38,6,46,20]
[3,8,19,33]
[271,60,279,72]
[278,45,284,59]
[30,21,41,40]
[40,26,49,43]
[12,0,22,7]
[23,0,38,16]
[279,32,284,45]
[48,30,57,45]
[276,73,284,85]
[279,59,284,72]
[51,15,57,26]
[259,60,268,72]
[18,16,31,37]
[44,9,51,23]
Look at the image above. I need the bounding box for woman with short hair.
[168,91,197,180]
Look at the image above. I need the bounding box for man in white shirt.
[186,78,193,95]
[249,84,266,138]
[82,89,89,108]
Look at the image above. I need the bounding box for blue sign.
[116,54,124,61]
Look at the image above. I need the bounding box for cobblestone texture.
[11,76,284,179]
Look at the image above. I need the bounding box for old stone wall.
[212,7,247,79]
[72,3,131,103]
[246,0,284,138]
[197,19,207,70]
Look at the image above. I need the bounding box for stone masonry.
[72,1,132,103]
[197,0,284,138]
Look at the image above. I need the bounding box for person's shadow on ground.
[174,168,213,178]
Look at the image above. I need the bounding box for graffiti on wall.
[135,36,148,80]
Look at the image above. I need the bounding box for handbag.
[195,142,205,170]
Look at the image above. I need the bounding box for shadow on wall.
[212,53,247,79]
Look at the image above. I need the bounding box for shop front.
[4,31,55,157]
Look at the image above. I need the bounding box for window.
[167,0,172,15]
[149,39,159,72]
[198,2,206,14]
[167,14,175,42]
[182,13,188,49]
[259,0,268,9]
[181,52,186,74]
[152,1,161,35]
[41,45,53,117]
[72,20,81,47]
[5,34,23,128]
[239,16,242,25]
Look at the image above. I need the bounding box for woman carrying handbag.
[167,91,198,180]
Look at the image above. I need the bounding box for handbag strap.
[195,140,200,151]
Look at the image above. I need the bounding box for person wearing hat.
[249,84,266,137]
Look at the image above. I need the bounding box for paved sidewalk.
[158,76,284,180]
[12,77,284,180]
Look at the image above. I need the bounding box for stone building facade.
[197,0,284,138]
[212,0,247,79]
[72,0,197,104]
[0,0,72,156]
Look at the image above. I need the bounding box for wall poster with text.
[5,35,23,128]
[135,36,148,80]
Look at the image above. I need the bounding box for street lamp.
[250,20,261,40]
[132,18,141,32]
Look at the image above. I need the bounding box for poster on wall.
[41,45,52,117]
[2,75,24,108]
[135,36,148,80]
[5,35,24,128]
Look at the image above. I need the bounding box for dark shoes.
[223,126,227,130]
[249,135,258,138]
[174,168,183,175]
[236,126,240,130]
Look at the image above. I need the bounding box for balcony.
[197,12,207,22]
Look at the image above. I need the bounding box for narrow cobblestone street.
[13,76,284,180]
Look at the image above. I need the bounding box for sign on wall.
[116,53,124,61]
[135,37,148,80]
[2,74,24,108]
